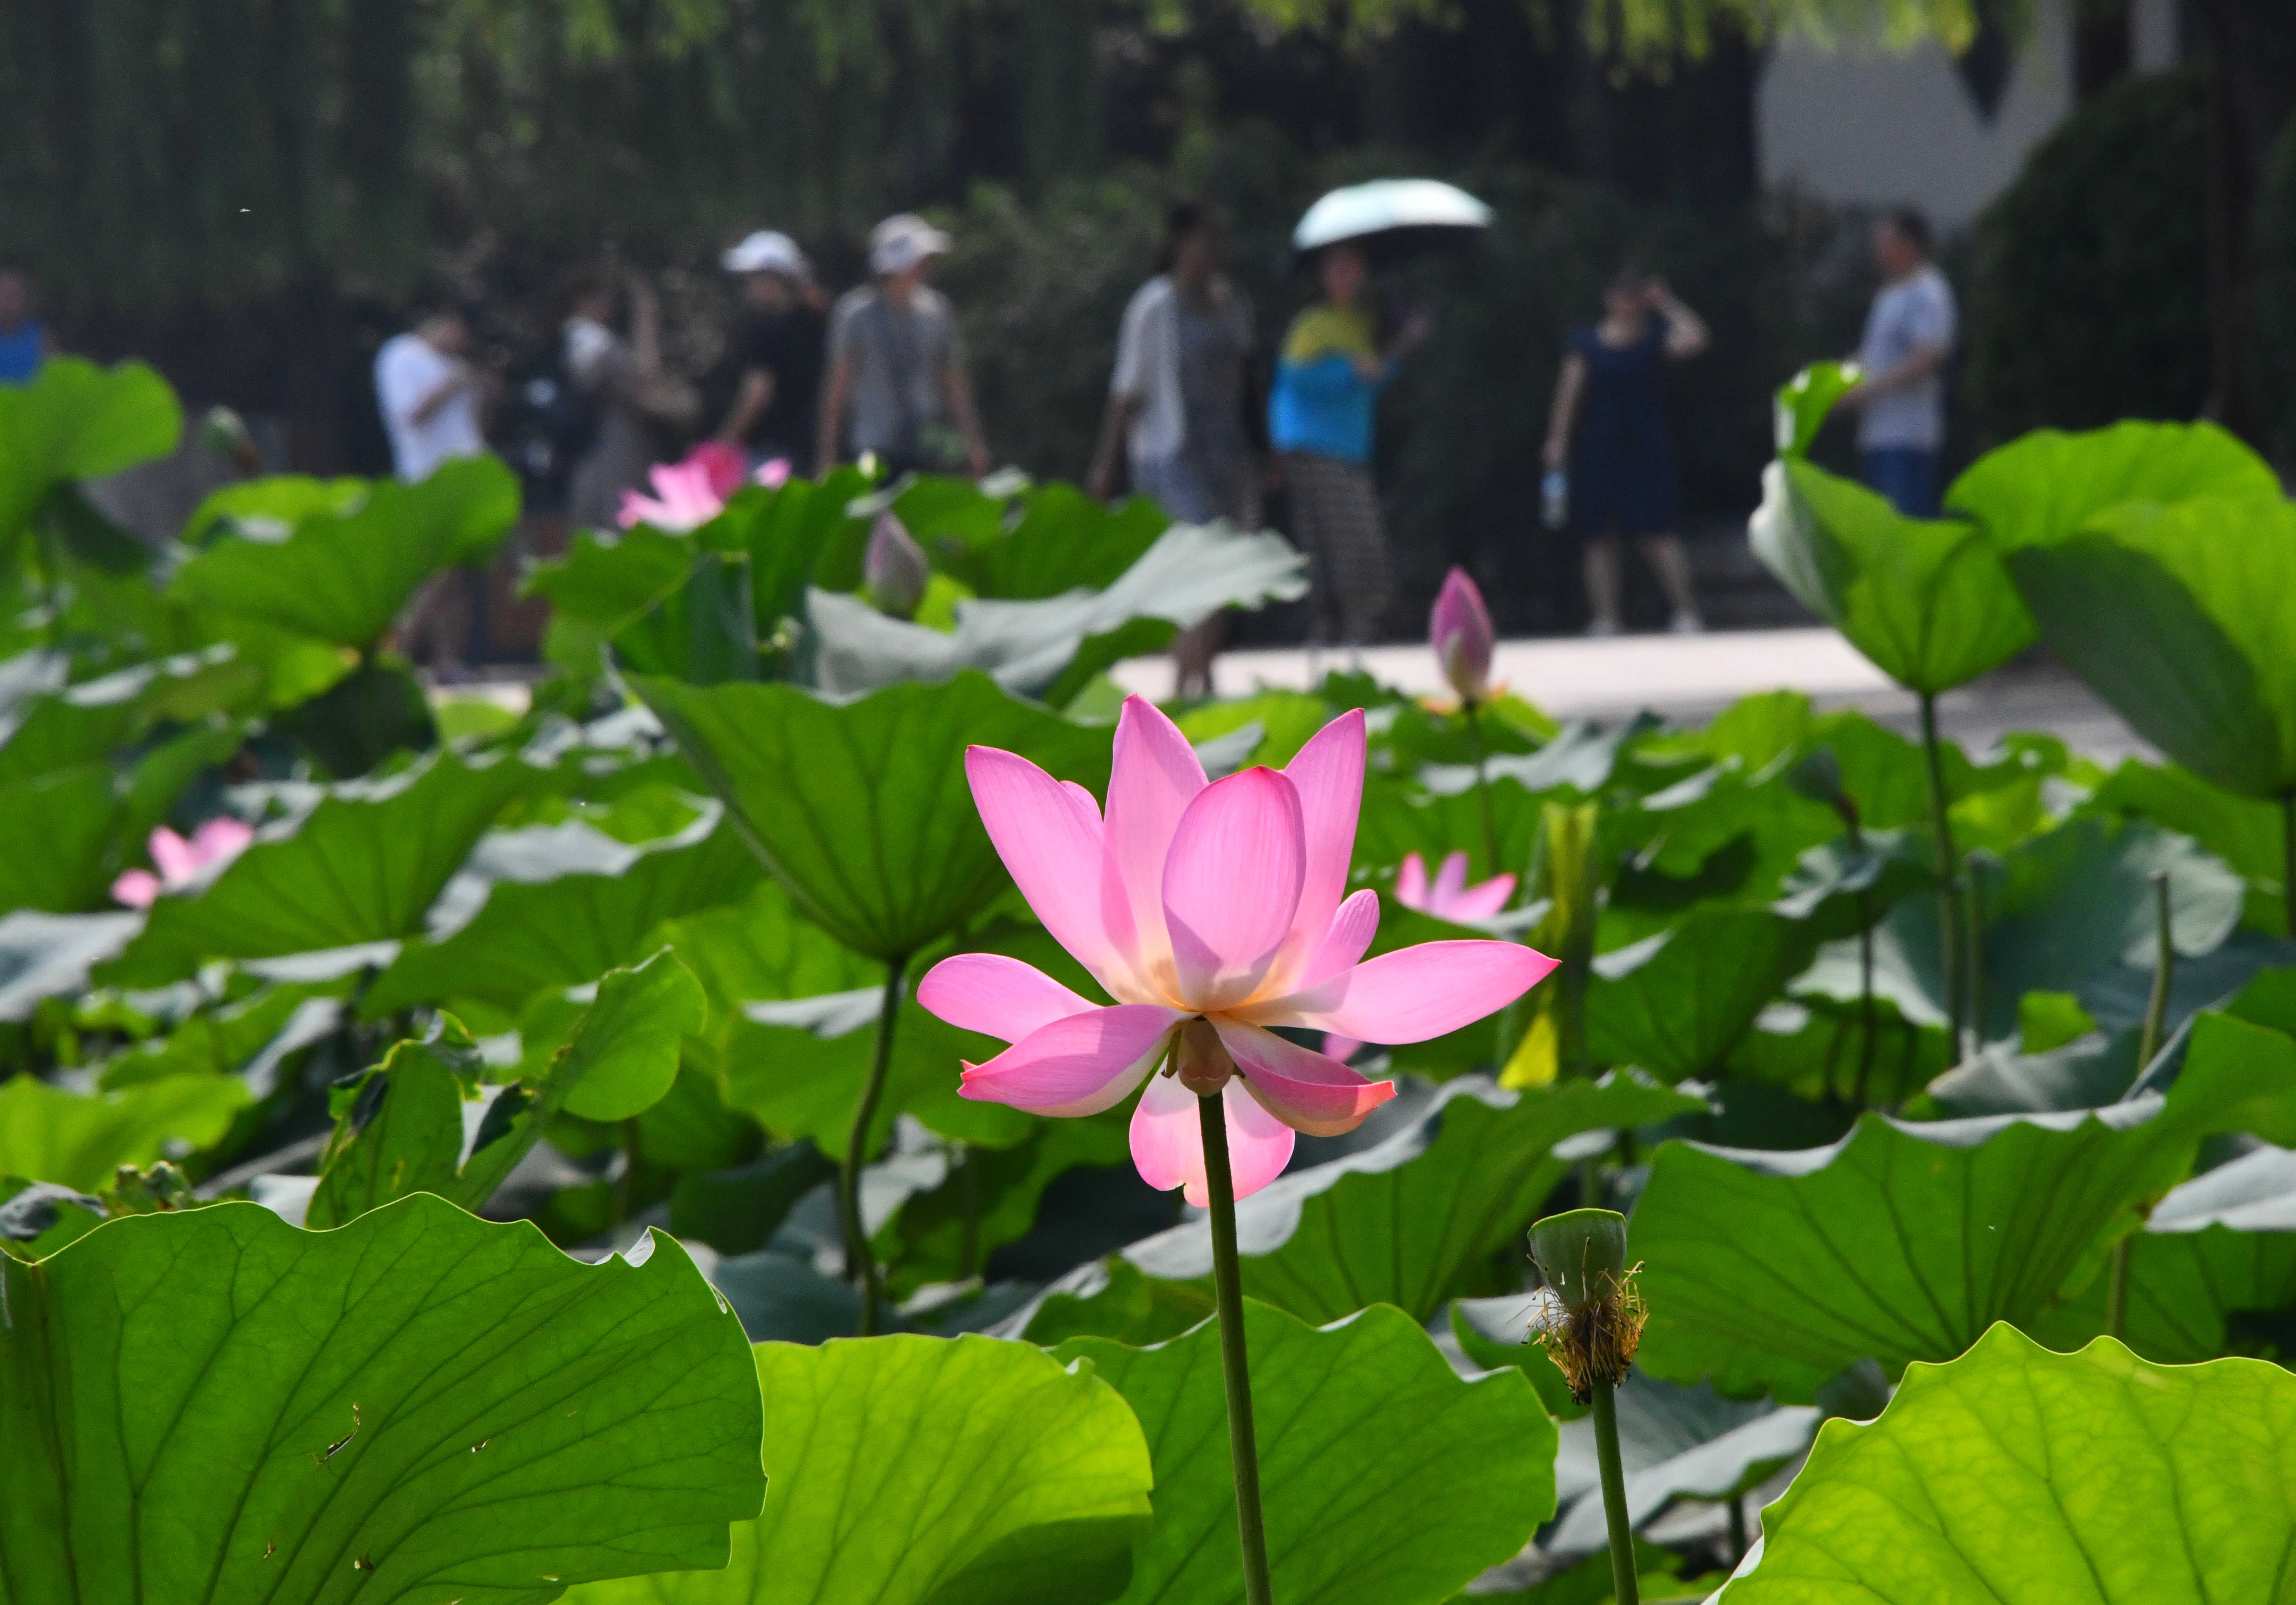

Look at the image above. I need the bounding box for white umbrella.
[1291,178,1493,262]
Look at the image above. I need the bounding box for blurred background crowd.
[3,0,2291,653]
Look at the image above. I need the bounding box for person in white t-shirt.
[1088,202,1261,697]
[374,307,489,483]
[1843,208,1956,517]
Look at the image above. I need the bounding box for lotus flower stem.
[1463,700,1502,883]
[1962,852,1985,1056]
[2111,871,2178,1344]
[1726,1495,1748,1566]
[1590,1381,1639,1604]
[1852,893,1879,1108]
[612,1119,641,1231]
[844,956,908,1336]
[1916,693,1965,1054]
[1198,1089,1275,1605]
[2139,869,2174,1068]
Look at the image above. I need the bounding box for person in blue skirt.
[1541,264,1707,635]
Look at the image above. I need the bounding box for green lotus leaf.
[0,910,141,1021]
[2091,757,2289,930]
[630,670,1107,962]
[1548,1377,1819,1557]
[1723,995,1953,1108]
[311,954,703,1226]
[566,1333,1154,1605]
[1945,417,2279,553]
[1749,457,2036,695]
[1055,1300,1555,1605]
[805,521,1305,699]
[0,649,245,787]
[0,1073,245,1192]
[656,879,876,1023]
[875,1111,1131,1297]
[1715,1324,2296,1603]
[1117,1073,1704,1325]
[2030,1139,2296,1363]
[363,812,759,1015]
[0,357,182,546]
[170,456,520,650]
[557,950,709,1122]
[0,764,121,912]
[1587,908,1811,1078]
[102,751,545,986]
[0,1194,764,1603]
[0,1175,108,1261]
[1790,815,2244,1042]
[2000,494,2296,798]
[722,981,1035,1156]
[1771,362,1858,459]
[1633,1011,2296,1400]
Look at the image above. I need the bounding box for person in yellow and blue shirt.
[1270,242,1427,646]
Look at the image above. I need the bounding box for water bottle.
[1541,469,1568,531]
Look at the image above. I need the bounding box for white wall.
[1755,0,2180,235]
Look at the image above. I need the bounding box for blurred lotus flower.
[919,698,1555,1203]
[619,446,794,531]
[866,511,931,618]
[112,818,254,908]
[619,460,726,532]
[1430,565,1495,705]
[1396,849,1516,922]
[684,441,749,501]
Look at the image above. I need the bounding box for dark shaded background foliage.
[1961,69,2211,448]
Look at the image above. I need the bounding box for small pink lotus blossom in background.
[112,818,254,908]
[618,459,726,532]
[618,446,794,531]
[918,697,1555,1205]
[1396,849,1516,922]
[1430,565,1495,706]
[1319,848,1521,1062]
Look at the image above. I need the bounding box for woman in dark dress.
[1541,265,1708,635]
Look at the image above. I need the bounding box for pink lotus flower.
[112,818,255,908]
[918,697,1556,1204]
[618,446,792,531]
[1396,849,1516,922]
[1431,565,1495,706]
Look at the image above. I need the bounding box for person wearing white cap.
[816,213,989,478]
[712,230,827,472]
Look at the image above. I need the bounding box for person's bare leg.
[1639,534,1702,630]
[1172,613,1225,701]
[1582,536,1624,635]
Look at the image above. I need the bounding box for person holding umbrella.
[1272,180,1482,649]
[1271,242,1430,648]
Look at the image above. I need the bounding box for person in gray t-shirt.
[1844,207,1956,517]
[816,213,990,478]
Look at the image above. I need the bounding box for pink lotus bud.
[754,457,792,490]
[1430,566,1495,705]
[684,441,749,501]
[865,511,931,618]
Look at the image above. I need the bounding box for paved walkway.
[1112,626,2156,764]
